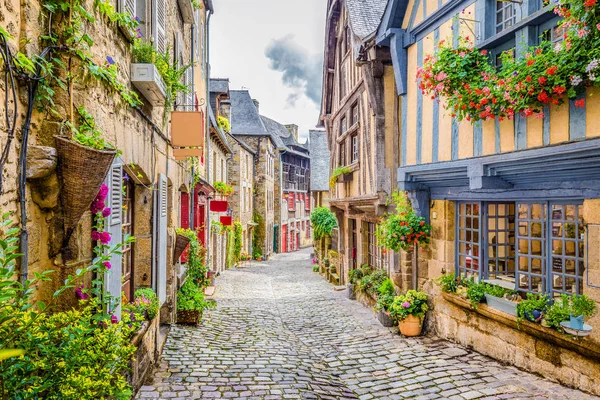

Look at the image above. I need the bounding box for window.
[367,222,387,269]
[496,0,519,34]
[339,140,347,166]
[494,48,515,69]
[122,175,134,301]
[340,116,347,134]
[351,103,359,126]
[343,25,350,54]
[456,201,585,296]
[351,134,359,163]
[457,203,481,278]
[542,23,566,51]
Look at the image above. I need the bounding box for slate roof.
[309,129,330,191]
[210,78,230,94]
[229,90,268,135]
[346,0,389,40]
[261,116,310,158]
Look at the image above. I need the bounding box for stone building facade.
[372,0,600,394]
[309,128,330,210]
[320,0,395,284]
[0,0,215,392]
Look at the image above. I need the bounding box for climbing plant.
[233,220,243,262]
[310,207,338,240]
[252,211,265,259]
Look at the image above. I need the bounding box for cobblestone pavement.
[137,249,598,400]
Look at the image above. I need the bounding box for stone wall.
[415,199,600,396]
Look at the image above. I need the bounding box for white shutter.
[153,174,168,304]
[104,158,123,319]
[186,68,194,111]
[152,0,167,54]
[118,0,135,18]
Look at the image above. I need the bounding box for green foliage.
[329,166,353,189]
[217,116,231,133]
[233,221,242,262]
[252,211,265,259]
[348,268,364,285]
[545,295,573,331]
[359,269,388,297]
[571,294,597,318]
[177,279,215,312]
[214,181,234,196]
[419,0,600,122]
[0,214,135,399]
[465,282,517,309]
[310,207,338,240]
[312,265,319,272]
[226,228,235,269]
[377,191,432,252]
[67,107,115,150]
[516,293,550,324]
[437,273,459,293]
[378,278,395,297]
[390,290,429,322]
[127,288,159,320]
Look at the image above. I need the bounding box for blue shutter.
[105,158,123,319]
[153,174,168,304]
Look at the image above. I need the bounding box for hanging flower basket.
[54,135,116,237]
[210,200,228,212]
[173,233,191,264]
[176,309,202,325]
[220,216,232,226]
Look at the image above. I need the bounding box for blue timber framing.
[397,138,600,200]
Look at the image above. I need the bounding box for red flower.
[584,0,596,7]
[553,86,566,95]
[575,98,586,108]
[538,76,547,85]
[526,76,532,82]
[480,50,487,55]
[524,108,534,116]
[535,48,543,55]
[464,84,470,89]
[537,91,550,103]
[546,66,558,75]
[527,59,535,66]
[420,221,425,226]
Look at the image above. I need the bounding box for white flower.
[571,75,582,86]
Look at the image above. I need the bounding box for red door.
[282,224,288,253]
[193,187,207,246]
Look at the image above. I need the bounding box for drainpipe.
[205,8,213,269]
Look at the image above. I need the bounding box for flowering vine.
[417,0,600,122]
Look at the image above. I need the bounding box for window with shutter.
[152,0,167,54]
[118,0,136,39]
[104,159,124,319]
[153,174,168,304]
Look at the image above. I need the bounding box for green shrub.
[348,268,363,284]
[544,294,597,332]
[310,207,338,240]
[378,278,395,297]
[359,269,388,296]
[233,221,243,262]
[177,279,215,313]
[516,293,550,324]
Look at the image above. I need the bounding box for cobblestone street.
[137,249,599,400]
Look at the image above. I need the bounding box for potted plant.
[347,268,364,300]
[329,166,353,189]
[483,284,520,316]
[377,192,432,252]
[390,290,429,337]
[176,279,215,325]
[516,294,550,324]
[375,279,396,327]
[546,294,597,337]
[174,228,194,263]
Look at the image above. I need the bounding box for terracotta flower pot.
[398,314,423,337]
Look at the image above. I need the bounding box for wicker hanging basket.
[173,233,191,264]
[54,136,117,238]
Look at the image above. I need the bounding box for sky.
[209,0,327,143]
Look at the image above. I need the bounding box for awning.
[398,138,600,200]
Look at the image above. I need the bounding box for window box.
[130,63,167,106]
[337,172,353,183]
[442,292,600,359]
[177,0,195,24]
[484,293,518,316]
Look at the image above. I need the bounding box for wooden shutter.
[104,158,123,319]
[153,174,168,304]
[118,0,135,18]
[152,0,167,54]
[180,192,190,228]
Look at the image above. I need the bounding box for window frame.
[455,200,586,297]
[351,134,359,164]
[495,0,520,34]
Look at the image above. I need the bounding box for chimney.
[285,124,299,142]
[252,99,260,113]
[219,100,231,122]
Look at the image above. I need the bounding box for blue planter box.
[485,294,518,316]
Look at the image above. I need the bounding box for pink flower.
[402,301,411,308]
[100,232,111,244]
[103,261,112,270]
[597,24,600,31]
[90,200,105,214]
[102,208,111,218]
[111,314,118,324]
[91,230,101,241]
[98,184,109,201]
[75,284,89,300]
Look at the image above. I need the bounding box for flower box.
[220,216,232,226]
[130,63,167,106]
[377,310,395,327]
[484,293,518,317]
[177,0,195,23]
[176,309,202,325]
[337,172,353,183]
[210,200,228,212]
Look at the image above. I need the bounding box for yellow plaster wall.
[550,98,570,144]
[421,35,435,164]
[384,66,396,171]
[499,119,515,153]
[402,0,417,29]
[458,119,473,159]
[527,116,544,149]
[437,20,454,162]
[586,87,600,138]
[482,119,495,155]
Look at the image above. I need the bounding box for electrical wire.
[0,34,18,195]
